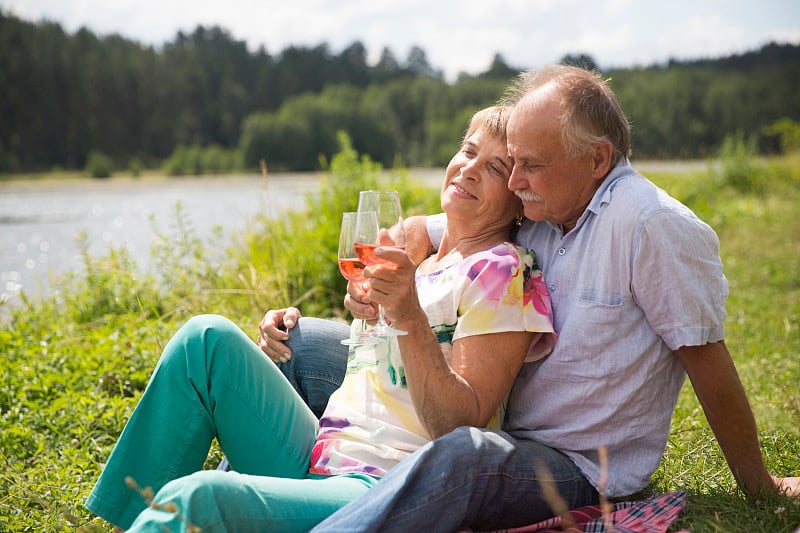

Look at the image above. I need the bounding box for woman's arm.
[366,246,537,438]
[398,318,535,437]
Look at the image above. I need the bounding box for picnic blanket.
[483,491,689,533]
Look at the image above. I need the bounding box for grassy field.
[1,145,798,531]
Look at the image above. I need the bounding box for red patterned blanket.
[481,491,689,533]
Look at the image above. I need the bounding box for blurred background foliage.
[1,10,799,177]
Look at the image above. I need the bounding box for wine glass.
[338,211,379,346]
[355,190,408,337]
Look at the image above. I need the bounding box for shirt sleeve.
[453,245,555,360]
[426,213,447,251]
[632,207,728,350]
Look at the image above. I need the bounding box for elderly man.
[259,65,799,532]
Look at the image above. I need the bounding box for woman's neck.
[420,222,511,272]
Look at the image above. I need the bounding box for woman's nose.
[462,159,480,180]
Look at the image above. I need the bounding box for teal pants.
[85,314,376,532]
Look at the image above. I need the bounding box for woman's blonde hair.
[463,105,511,145]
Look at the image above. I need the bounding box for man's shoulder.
[604,168,697,223]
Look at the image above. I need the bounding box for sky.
[3,0,799,81]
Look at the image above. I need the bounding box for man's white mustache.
[515,191,545,203]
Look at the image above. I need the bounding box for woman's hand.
[345,280,378,321]
[362,246,423,327]
[257,307,302,363]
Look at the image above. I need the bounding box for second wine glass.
[338,211,379,346]
[355,190,408,338]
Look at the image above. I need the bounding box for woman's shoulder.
[459,242,535,279]
[479,241,537,265]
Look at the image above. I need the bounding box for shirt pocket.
[544,290,630,379]
[571,288,624,328]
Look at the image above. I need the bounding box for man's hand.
[258,307,302,363]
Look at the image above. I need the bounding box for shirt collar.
[540,158,635,235]
[587,158,634,214]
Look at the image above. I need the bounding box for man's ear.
[591,139,615,179]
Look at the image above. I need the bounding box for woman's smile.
[449,181,477,200]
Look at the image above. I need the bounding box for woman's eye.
[489,164,507,178]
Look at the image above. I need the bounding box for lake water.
[0,169,445,313]
[0,173,323,310]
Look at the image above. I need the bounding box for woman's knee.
[158,315,250,381]
[150,471,233,523]
[179,314,238,340]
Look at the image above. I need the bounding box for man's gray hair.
[501,65,631,165]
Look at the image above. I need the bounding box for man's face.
[506,94,599,232]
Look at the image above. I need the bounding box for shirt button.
[549,284,556,292]
[558,247,566,256]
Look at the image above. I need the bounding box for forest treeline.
[1,10,799,175]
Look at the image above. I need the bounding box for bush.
[85,151,114,179]
[763,118,800,154]
[223,131,440,318]
[128,157,143,177]
[163,145,189,176]
[162,144,242,176]
[715,131,766,194]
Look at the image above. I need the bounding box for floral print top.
[308,242,554,478]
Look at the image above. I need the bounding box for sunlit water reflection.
[1,169,445,318]
[0,173,325,313]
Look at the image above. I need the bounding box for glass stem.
[376,305,388,327]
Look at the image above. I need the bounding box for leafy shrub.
[85,151,114,179]
[128,157,143,177]
[763,118,800,154]
[163,145,189,176]
[163,144,242,176]
[714,131,766,194]
[223,131,440,319]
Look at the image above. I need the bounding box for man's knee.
[424,427,514,469]
[286,317,349,353]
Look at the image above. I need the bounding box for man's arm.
[676,341,800,498]
[404,214,437,265]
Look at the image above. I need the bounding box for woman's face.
[440,128,520,231]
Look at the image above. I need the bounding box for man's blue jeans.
[279,317,350,417]
[282,319,599,532]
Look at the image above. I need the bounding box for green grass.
[0,148,798,532]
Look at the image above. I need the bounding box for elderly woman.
[86,106,555,532]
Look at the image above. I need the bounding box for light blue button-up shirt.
[427,160,728,496]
